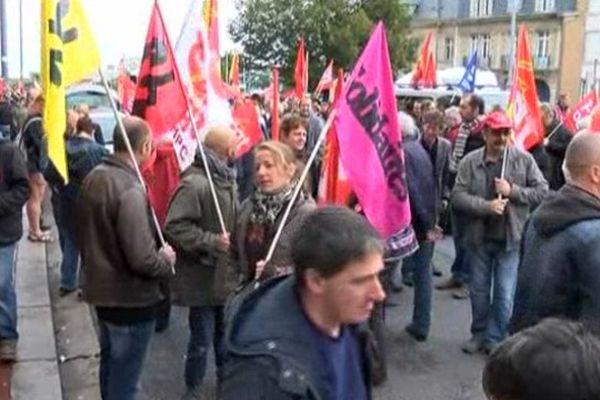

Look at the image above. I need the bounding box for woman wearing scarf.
[236,141,316,282]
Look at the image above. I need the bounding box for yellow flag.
[41,0,101,181]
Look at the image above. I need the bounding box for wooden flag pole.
[98,69,175,274]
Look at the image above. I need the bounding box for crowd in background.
[2,82,600,400]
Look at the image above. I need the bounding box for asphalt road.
[138,238,487,400]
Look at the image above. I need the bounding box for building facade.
[407,0,588,103]
[581,0,600,95]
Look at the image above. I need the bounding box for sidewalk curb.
[11,228,62,400]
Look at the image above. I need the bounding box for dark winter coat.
[221,275,383,400]
[76,155,172,308]
[235,194,315,282]
[164,151,239,306]
[0,138,30,245]
[511,185,600,334]
[544,120,573,190]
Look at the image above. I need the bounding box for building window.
[470,34,491,59]
[535,31,550,58]
[444,37,454,61]
[470,0,494,17]
[535,0,555,12]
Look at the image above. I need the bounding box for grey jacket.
[451,146,548,250]
[235,194,316,282]
[165,156,239,307]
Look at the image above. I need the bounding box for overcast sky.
[3,0,237,79]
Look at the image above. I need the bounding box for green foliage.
[231,0,418,89]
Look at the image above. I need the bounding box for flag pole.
[257,109,337,280]
[98,68,174,273]
[498,144,509,200]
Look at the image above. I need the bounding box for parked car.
[66,82,121,111]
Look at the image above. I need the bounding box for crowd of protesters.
[2,81,600,400]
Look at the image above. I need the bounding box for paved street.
[137,238,487,400]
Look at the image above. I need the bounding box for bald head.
[204,125,237,160]
[563,131,600,181]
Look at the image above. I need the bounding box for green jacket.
[165,157,239,306]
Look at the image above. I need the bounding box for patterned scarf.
[450,118,480,172]
[250,182,297,224]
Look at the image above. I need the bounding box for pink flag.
[564,90,598,133]
[336,22,411,237]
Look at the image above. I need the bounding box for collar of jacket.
[472,146,516,169]
[103,154,139,178]
[224,276,328,399]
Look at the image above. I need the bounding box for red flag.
[117,58,136,113]
[564,90,598,133]
[232,98,262,156]
[0,78,4,98]
[315,60,334,96]
[507,25,544,150]
[591,106,600,132]
[229,53,240,88]
[318,68,351,205]
[141,141,181,228]
[411,32,437,88]
[294,37,308,98]
[272,67,280,141]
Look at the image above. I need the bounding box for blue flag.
[458,51,478,93]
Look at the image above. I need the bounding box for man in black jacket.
[76,116,176,400]
[400,111,440,342]
[222,207,386,399]
[512,132,600,334]
[0,136,30,361]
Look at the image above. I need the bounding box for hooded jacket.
[511,184,600,333]
[164,150,239,306]
[221,275,383,400]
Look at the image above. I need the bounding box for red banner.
[318,68,351,205]
[411,32,437,88]
[117,59,136,113]
[508,25,544,150]
[564,90,598,133]
[231,98,262,156]
[294,37,308,98]
[133,1,196,170]
[591,105,600,132]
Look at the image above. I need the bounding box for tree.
[231,0,417,90]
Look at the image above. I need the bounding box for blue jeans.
[0,243,18,341]
[97,317,155,400]
[450,211,469,285]
[405,242,435,336]
[468,243,519,345]
[52,188,80,290]
[185,306,226,389]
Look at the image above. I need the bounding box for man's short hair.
[563,131,600,179]
[465,93,485,114]
[113,116,150,153]
[483,318,600,400]
[422,109,446,130]
[291,206,383,280]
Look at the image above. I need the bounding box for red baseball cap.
[484,111,513,130]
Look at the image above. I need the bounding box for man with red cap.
[451,110,548,355]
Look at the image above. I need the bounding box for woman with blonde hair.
[236,141,316,282]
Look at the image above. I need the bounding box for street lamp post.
[0,0,8,79]
[507,0,522,87]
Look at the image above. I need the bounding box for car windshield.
[91,112,117,144]
[67,91,113,110]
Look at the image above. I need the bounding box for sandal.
[28,232,54,243]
